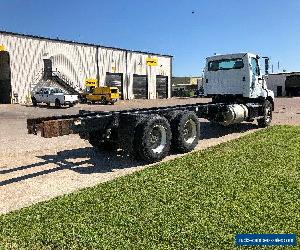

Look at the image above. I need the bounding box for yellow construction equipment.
[86,86,120,105]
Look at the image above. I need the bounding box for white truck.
[31,87,79,108]
[27,53,274,162]
[204,52,274,127]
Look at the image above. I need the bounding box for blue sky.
[1,0,300,76]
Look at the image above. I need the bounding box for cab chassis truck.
[27,53,274,163]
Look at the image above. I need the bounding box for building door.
[277,86,282,96]
[133,74,148,99]
[0,51,11,104]
[156,75,168,99]
[105,73,123,99]
[43,59,52,79]
[285,75,300,97]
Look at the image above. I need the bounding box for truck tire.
[100,96,108,105]
[170,111,200,153]
[88,130,117,151]
[133,115,172,163]
[31,97,37,107]
[55,99,61,108]
[257,100,272,128]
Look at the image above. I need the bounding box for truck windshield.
[208,58,244,71]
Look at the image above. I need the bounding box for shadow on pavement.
[0,148,141,186]
[199,121,258,139]
[0,121,258,186]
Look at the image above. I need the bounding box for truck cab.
[204,53,274,108]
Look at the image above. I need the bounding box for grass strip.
[0,125,299,249]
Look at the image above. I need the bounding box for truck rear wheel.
[55,99,61,108]
[134,115,172,163]
[170,111,200,153]
[257,100,272,128]
[100,96,108,105]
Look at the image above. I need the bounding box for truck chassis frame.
[27,101,270,162]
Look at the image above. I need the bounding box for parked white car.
[31,87,78,108]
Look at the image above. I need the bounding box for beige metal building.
[0,31,172,104]
[266,72,300,97]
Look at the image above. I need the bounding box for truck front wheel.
[31,97,37,107]
[134,115,172,163]
[257,100,272,128]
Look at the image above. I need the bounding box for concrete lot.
[0,97,300,214]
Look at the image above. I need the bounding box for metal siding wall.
[0,34,97,103]
[266,74,286,96]
[0,33,172,103]
[156,56,171,98]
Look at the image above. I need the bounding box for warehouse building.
[266,72,300,97]
[0,31,172,104]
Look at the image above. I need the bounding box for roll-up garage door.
[156,75,168,99]
[0,51,11,104]
[105,73,123,99]
[133,74,148,99]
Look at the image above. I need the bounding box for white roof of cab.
[206,53,257,61]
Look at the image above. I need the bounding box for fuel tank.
[219,104,249,126]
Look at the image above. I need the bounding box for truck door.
[49,88,55,103]
[41,88,50,103]
[36,88,44,102]
[250,57,261,97]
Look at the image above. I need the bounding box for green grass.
[1,125,300,249]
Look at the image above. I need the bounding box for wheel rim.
[265,106,272,123]
[183,119,197,144]
[149,125,167,154]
